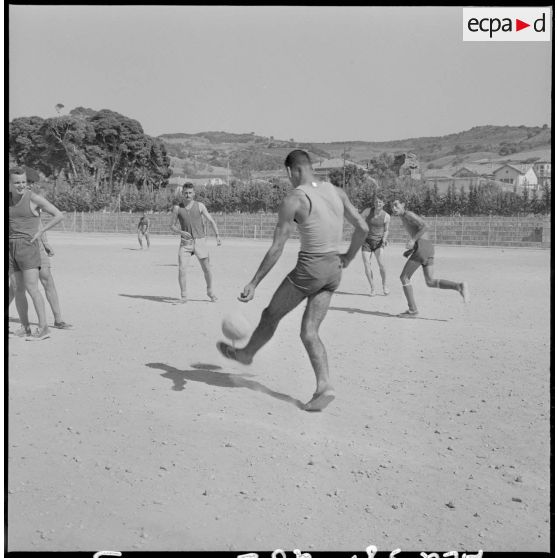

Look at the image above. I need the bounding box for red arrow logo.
[516,19,530,31]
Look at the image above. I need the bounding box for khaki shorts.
[9,238,41,273]
[178,236,209,261]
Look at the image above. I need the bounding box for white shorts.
[178,237,209,261]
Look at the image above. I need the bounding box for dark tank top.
[9,190,40,240]
[177,202,205,239]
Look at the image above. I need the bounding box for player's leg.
[361,248,375,294]
[217,277,307,365]
[375,247,389,294]
[8,274,15,308]
[39,266,70,328]
[422,265,469,302]
[300,289,336,411]
[399,258,421,315]
[22,267,49,336]
[138,232,143,249]
[145,232,150,249]
[12,271,32,335]
[178,246,191,302]
[198,257,217,301]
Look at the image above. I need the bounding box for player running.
[391,199,469,317]
[361,195,390,295]
[217,149,368,411]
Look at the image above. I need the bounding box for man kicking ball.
[217,149,368,411]
[391,199,469,317]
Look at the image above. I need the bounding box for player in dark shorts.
[391,199,469,317]
[216,149,368,412]
[8,167,64,340]
[361,195,390,295]
[137,213,151,249]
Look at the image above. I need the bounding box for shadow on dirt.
[329,306,448,322]
[146,361,303,409]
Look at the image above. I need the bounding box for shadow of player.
[146,362,303,409]
[329,306,448,322]
[119,293,178,304]
[334,291,373,297]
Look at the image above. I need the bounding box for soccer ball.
[221,312,251,342]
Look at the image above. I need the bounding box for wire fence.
[45,211,551,248]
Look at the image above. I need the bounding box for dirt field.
[7,233,551,552]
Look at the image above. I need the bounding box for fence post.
[224,213,227,238]
[460,216,464,245]
[487,213,491,247]
[260,212,263,239]
[242,214,245,238]
[434,214,437,244]
[116,211,119,233]
[254,225,257,239]
[73,211,76,232]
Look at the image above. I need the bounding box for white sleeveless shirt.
[295,181,344,254]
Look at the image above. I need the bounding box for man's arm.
[239,194,299,302]
[382,213,390,246]
[337,188,368,267]
[29,194,63,242]
[169,207,182,235]
[199,203,221,245]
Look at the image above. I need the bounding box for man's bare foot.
[216,341,253,365]
[174,297,188,305]
[208,292,218,302]
[303,388,336,412]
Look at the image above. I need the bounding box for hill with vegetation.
[159,125,551,177]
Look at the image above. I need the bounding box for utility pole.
[342,145,347,190]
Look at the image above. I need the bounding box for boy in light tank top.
[169,183,222,303]
[217,150,369,412]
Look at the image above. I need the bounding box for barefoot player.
[137,213,151,249]
[217,149,368,411]
[361,195,390,295]
[391,199,469,317]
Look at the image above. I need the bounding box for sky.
[8,5,553,143]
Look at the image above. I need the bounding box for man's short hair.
[183,182,194,189]
[284,150,312,169]
[9,167,26,178]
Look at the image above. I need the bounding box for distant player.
[217,149,368,412]
[391,199,469,317]
[137,213,150,249]
[361,195,390,295]
[169,183,222,303]
[8,167,64,340]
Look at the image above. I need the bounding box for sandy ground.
[6,232,550,552]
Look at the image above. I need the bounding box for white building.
[492,163,539,190]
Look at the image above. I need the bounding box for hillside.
[158,125,551,177]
